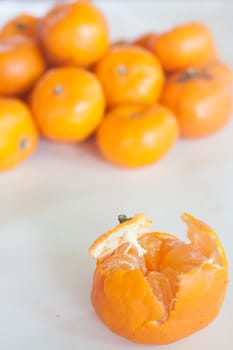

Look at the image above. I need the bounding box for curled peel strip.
[89,213,152,259]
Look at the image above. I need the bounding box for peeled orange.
[89,213,228,344]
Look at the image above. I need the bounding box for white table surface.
[0,1,232,349]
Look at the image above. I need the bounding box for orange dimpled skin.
[95,45,164,107]
[0,98,38,171]
[0,14,39,40]
[96,104,179,167]
[89,213,228,345]
[30,67,105,142]
[39,0,109,67]
[155,22,216,72]
[161,60,233,138]
[0,35,46,97]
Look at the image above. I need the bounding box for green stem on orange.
[118,214,131,224]
[53,85,63,95]
[16,22,26,30]
[177,68,212,82]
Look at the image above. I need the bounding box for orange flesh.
[98,232,211,324]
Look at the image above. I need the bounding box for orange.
[0,98,38,171]
[133,32,157,52]
[89,213,228,344]
[39,0,109,67]
[110,39,129,48]
[0,13,39,40]
[0,35,46,97]
[95,45,164,107]
[96,103,179,167]
[30,67,105,142]
[161,60,233,138]
[154,22,216,72]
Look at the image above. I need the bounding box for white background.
[0,1,232,349]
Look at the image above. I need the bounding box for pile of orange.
[0,0,232,170]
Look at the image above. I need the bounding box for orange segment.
[140,234,183,272]
[100,269,166,335]
[162,267,179,295]
[135,263,227,344]
[139,234,162,271]
[161,243,207,273]
[147,271,174,322]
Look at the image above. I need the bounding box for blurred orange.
[161,60,233,138]
[133,32,157,52]
[155,22,216,72]
[0,98,38,171]
[96,103,179,167]
[30,66,106,142]
[95,45,164,107]
[0,35,46,97]
[110,39,129,48]
[39,0,109,67]
[1,13,39,40]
